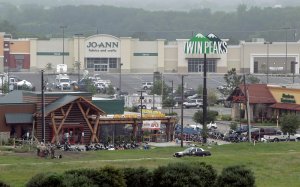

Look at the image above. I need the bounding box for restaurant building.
[228,84,300,122]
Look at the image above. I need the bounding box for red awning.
[270,103,300,111]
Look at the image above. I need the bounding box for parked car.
[182,99,203,108]
[142,82,153,90]
[173,96,185,104]
[174,147,211,157]
[184,89,197,97]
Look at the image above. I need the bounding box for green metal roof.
[0,90,24,103]
[45,95,79,115]
[5,113,33,124]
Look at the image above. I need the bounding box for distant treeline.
[1,3,300,44]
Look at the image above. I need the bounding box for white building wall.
[36,38,72,70]
[131,40,158,73]
[120,37,132,73]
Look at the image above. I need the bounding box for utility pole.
[137,90,146,124]
[180,75,186,147]
[41,70,45,144]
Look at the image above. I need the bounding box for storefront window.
[109,58,117,68]
[188,58,217,73]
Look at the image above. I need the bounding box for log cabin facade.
[0,91,177,144]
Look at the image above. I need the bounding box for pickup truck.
[263,133,300,142]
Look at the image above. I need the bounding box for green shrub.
[65,166,126,187]
[62,174,96,187]
[0,181,10,187]
[221,115,232,121]
[153,162,216,187]
[191,162,217,187]
[26,173,63,187]
[216,165,255,187]
[122,167,153,187]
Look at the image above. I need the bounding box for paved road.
[8,72,300,94]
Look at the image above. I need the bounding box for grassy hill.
[0,142,299,186]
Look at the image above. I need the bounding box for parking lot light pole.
[75,33,83,83]
[74,33,83,83]
[264,41,272,84]
[60,25,67,64]
[181,75,187,147]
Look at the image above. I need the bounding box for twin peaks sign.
[184,33,228,54]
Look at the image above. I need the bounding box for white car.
[182,99,203,108]
[17,80,33,88]
[142,82,153,90]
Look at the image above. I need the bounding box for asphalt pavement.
[9,72,300,94]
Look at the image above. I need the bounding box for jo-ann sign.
[184,33,227,54]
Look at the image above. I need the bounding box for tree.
[208,90,217,106]
[150,80,171,100]
[106,85,115,95]
[193,110,218,124]
[280,114,300,135]
[197,84,203,97]
[175,84,183,96]
[246,74,260,84]
[221,68,243,96]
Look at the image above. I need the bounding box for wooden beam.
[61,108,65,116]
[54,116,64,119]
[51,112,57,143]
[85,107,90,116]
[51,103,74,143]
[91,114,100,142]
[77,101,94,143]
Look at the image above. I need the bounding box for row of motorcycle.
[55,142,141,151]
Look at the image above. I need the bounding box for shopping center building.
[0,32,300,75]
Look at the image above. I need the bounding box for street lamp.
[119,62,123,96]
[180,75,187,147]
[74,33,83,83]
[60,25,67,64]
[264,41,272,83]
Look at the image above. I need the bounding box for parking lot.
[8,72,300,94]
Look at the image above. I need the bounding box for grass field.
[0,142,300,187]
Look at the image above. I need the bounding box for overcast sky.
[0,0,299,11]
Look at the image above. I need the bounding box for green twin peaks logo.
[184,33,228,54]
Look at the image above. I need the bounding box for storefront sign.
[142,120,161,130]
[270,67,284,71]
[281,93,296,103]
[85,35,120,58]
[184,33,227,54]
